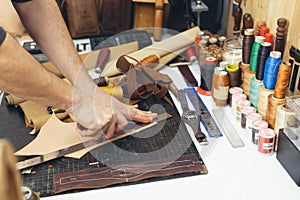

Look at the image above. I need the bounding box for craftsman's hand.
[67,87,157,140]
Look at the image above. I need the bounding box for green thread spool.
[250,36,265,72]
[249,77,263,109]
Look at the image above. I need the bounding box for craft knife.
[16,113,171,170]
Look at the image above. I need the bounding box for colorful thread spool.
[241,106,256,129]
[263,51,282,90]
[246,112,262,137]
[212,69,229,107]
[226,64,241,87]
[249,77,263,110]
[251,119,268,145]
[258,128,276,155]
[265,94,286,128]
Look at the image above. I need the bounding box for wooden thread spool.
[243,68,255,97]
[265,94,286,128]
[274,104,297,151]
[258,85,274,119]
[0,139,23,200]
[251,119,268,145]
[239,62,250,88]
[254,21,266,36]
[212,68,229,107]
[273,62,292,99]
[246,112,262,137]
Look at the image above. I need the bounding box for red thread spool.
[260,26,269,37]
[265,33,274,50]
[186,47,197,63]
[258,128,275,155]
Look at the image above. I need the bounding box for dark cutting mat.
[0,93,207,197]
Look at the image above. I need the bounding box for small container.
[251,120,268,145]
[228,87,243,106]
[258,128,275,155]
[246,112,262,137]
[241,106,256,128]
[236,99,250,120]
[232,93,247,116]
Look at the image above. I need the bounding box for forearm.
[12,0,96,92]
[0,31,74,110]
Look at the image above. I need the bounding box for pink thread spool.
[236,99,250,120]
[232,93,247,116]
[241,106,256,128]
[246,112,262,137]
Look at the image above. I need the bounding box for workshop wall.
[226,0,300,61]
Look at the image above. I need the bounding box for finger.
[130,108,158,123]
[114,111,128,133]
[103,120,115,139]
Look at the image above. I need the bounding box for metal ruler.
[16,113,171,170]
[212,109,245,148]
[184,88,221,137]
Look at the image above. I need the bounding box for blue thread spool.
[263,51,282,90]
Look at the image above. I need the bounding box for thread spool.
[255,42,272,81]
[249,36,265,72]
[186,47,197,63]
[241,106,256,128]
[258,85,274,119]
[251,119,268,145]
[199,57,217,95]
[254,21,266,36]
[273,62,292,99]
[259,26,269,37]
[258,128,276,155]
[212,69,229,107]
[236,99,250,120]
[243,69,255,97]
[219,61,229,70]
[232,93,247,116]
[246,112,262,137]
[265,94,286,128]
[195,31,204,56]
[228,86,243,106]
[242,29,255,64]
[275,18,287,57]
[265,33,274,50]
[249,77,263,110]
[226,64,240,87]
[263,51,282,90]
[239,62,250,88]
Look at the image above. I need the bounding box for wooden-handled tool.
[153,0,164,41]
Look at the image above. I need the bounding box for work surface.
[41,64,300,200]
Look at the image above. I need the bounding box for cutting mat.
[0,93,207,197]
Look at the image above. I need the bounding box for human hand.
[67,87,157,140]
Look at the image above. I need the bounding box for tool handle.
[233,6,242,33]
[95,48,110,73]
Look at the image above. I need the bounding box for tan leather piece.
[19,101,69,134]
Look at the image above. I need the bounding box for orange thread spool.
[273,62,292,99]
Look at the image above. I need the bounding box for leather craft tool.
[184,88,221,137]
[212,108,245,148]
[16,113,171,170]
[95,48,110,74]
[178,89,207,145]
[0,90,3,106]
